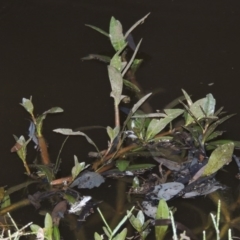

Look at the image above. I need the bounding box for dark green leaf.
[123,79,140,93]
[82,54,111,63]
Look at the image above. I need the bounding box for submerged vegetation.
[1,14,240,240]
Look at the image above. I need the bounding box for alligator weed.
[1,14,240,240]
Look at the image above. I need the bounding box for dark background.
[0,0,240,239]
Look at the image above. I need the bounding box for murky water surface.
[1,1,240,239]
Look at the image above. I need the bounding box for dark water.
[1,0,240,239]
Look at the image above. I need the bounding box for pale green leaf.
[136,210,145,226]
[204,93,216,116]
[103,226,111,238]
[53,128,100,153]
[82,54,111,63]
[129,214,142,232]
[181,89,193,106]
[108,65,123,105]
[42,107,64,115]
[85,24,109,37]
[94,232,103,240]
[30,224,41,233]
[155,199,169,240]
[113,228,127,240]
[203,142,234,176]
[109,17,126,51]
[20,97,34,115]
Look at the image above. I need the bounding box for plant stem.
[37,136,51,165]
[0,199,31,216]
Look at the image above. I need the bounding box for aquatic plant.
[1,13,240,240]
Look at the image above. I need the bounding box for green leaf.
[34,165,55,183]
[53,128,100,153]
[110,42,128,71]
[205,131,224,142]
[44,213,53,240]
[155,199,169,240]
[124,13,150,39]
[123,79,140,93]
[20,97,34,115]
[116,160,130,171]
[122,39,142,77]
[94,232,103,240]
[113,228,127,240]
[123,93,152,130]
[206,140,240,150]
[129,214,142,232]
[203,142,234,176]
[126,164,155,171]
[145,109,184,141]
[107,126,120,143]
[53,226,60,240]
[6,180,38,195]
[102,226,111,238]
[130,59,143,74]
[132,176,140,188]
[181,89,193,106]
[72,156,83,180]
[202,114,236,143]
[42,107,64,115]
[204,93,216,116]
[85,24,109,37]
[136,210,145,227]
[82,54,111,63]
[108,65,123,105]
[30,224,41,233]
[109,16,126,51]
[1,195,10,209]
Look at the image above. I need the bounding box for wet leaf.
[94,232,103,240]
[108,65,123,105]
[113,228,127,240]
[70,171,105,189]
[116,160,130,172]
[203,142,234,176]
[20,97,34,115]
[53,128,100,153]
[109,16,126,51]
[85,24,109,37]
[155,199,169,240]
